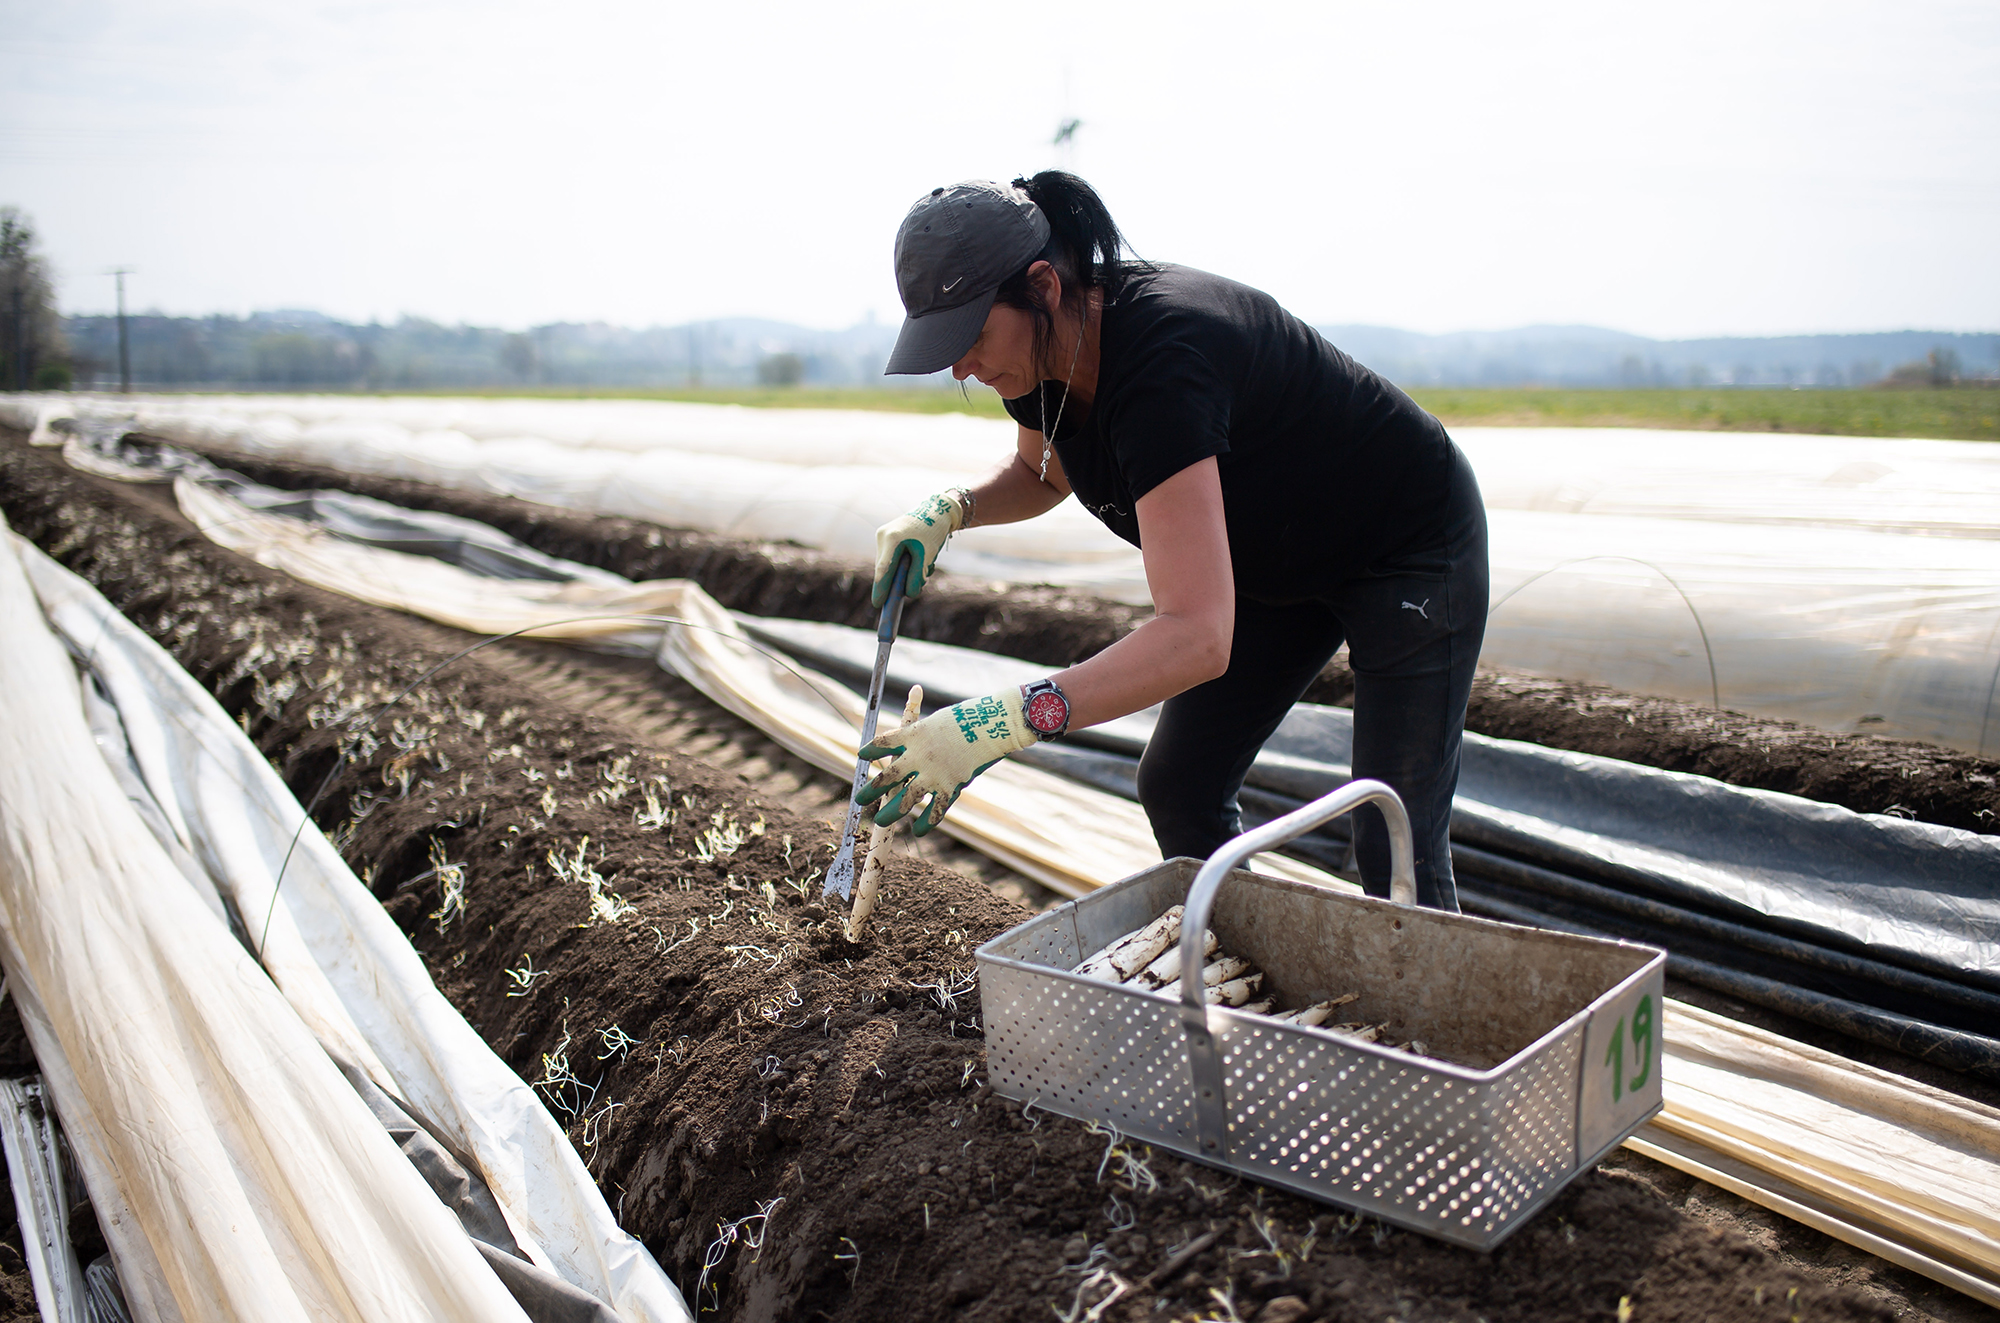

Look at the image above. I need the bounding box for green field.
[1404,387,2000,442]
[360,383,2000,441]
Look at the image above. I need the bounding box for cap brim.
[883,289,997,376]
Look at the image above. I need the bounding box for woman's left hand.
[872,491,966,605]
[855,690,1038,834]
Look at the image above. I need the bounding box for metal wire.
[1486,553,1721,712]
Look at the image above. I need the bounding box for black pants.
[1136,455,1488,910]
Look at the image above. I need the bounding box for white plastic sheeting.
[2,527,692,1323]
[8,394,1146,596]
[6,393,1999,752]
[1477,510,2000,754]
[1456,428,2000,542]
[0,528,538,1323]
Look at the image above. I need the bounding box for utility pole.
[108,267,134,392]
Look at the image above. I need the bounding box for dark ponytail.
[993,171,1142,379]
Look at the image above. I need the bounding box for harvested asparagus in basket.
[1201,955,1253,987]
[1271,992,1360,1027]
[1207,971,1265,1006]
[1074,905,1183,981]
[1132,930,1219,989]
[1072,916,1436,1056]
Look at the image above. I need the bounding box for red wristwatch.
[1021,678,1071,741]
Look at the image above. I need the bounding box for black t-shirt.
[1004,264,1465,604]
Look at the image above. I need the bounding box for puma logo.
[1401,599,1430,619]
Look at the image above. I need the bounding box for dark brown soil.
[0,1224,33,1323]
[3,432,1990,1321]
[1463,677,2000,837]
[173,445,2000,837]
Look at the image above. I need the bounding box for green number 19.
[1603,994,1655,1103]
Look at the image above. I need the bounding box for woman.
[855,173,1486,910]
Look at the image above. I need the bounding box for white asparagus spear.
[1325,1022,1383,1044]
[1133,931,1219,988]
[845,685,922,942]
[1204,971,1265,1006]
[1075,906,1184,982]
[1200,955,1253,987]
[1270,991,1361,1025]
[1240,998,1277,1015]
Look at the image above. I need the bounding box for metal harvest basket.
[975,780,1666,1250]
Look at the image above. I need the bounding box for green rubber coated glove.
[855,689,1036,835]
[872,491,965,606]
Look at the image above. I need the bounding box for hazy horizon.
[53,305,2000,344]
[6,0,1997,341]
[56,305,1997,393]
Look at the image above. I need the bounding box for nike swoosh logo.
[942,276,963,291]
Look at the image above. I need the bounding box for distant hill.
[59,312,905,391]
[1321,325,2000,388]
[56,310,1998,393]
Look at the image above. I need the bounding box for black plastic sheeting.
[112,450,2000,1081]
[217,478,620,586]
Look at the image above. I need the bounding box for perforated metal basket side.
[1207,1008,1580,1247]
[979,960,1197,1147]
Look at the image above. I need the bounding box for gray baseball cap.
[885,180,1050,375]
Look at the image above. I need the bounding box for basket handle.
[1178,778,1415,1153]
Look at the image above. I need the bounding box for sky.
[2,0,1996,340]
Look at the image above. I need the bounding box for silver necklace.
[1038,306,1088,485]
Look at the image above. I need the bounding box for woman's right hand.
[872,491,965,605]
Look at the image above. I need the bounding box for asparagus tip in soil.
[846,684,921,942]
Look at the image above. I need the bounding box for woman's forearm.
[1054,610,1230,729]
[964,451,1066,527]
[955,424,1071,528]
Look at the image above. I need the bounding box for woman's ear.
[1027,260,1063,313]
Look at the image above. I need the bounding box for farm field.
[5,427,1997,1322]
[1406,387,2000,443]
[204,383,2000,442]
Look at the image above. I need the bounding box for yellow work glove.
[855,689,1036,835]
[872,490,966,606]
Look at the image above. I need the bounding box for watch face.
[1025,688,1069,735]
